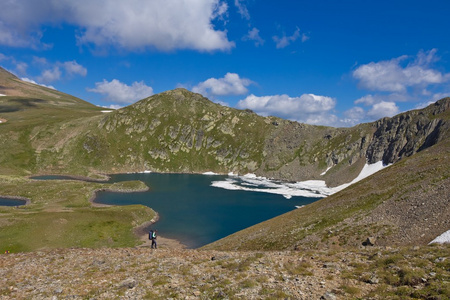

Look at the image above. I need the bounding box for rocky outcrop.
[80,93,450,186]
[365,98,450,165]
[2,77,448,186]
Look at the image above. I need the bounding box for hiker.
[149,229,157,249]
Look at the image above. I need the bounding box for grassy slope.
[0,176,153,252]
[0,67,105,175]
[0,68,156,251]
[204,136,450,251]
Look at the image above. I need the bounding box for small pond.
[0,197,27,206]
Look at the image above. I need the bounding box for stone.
[362,237,376,246]
[369,275,379,284]
[321,292,337,300]
[119,278,137,289]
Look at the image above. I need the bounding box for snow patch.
[320,166,333,176]
[101,110,113,113]
[329,161,389,194]
[0,93,6,96]
[211,176,326,198]
[429,230,450,244]
[211,161,389,199]
[203,171,219,175]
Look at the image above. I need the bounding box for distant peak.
[0,66,19,80]
[157,88,209,103]
[163,88,196,96]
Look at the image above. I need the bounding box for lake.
[94,173,321,248]
[0,197,27,206]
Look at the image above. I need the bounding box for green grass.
[0,176,154,252]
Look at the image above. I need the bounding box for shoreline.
[0,195,30,205]
[134,213,188,249]
[29,173,111,182]
[90,193,188,249]
[88,186,150,207]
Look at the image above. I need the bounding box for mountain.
[2,69,448,187]
[0,67,97,107]
[0,67,449,249]
[0,67,106,175]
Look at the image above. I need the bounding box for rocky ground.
[1,243,448,299]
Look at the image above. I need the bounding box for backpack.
[149,230,154,240]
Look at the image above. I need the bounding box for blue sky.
[1,0,449,127]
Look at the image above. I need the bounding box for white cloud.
[15,62,28,76]
[0,0,234,52]
[301,33,310,42]
[38,67,62,83]
[192,73,253,96]
[21,77,55,90]
[353,49,449,93]
[32,57,48,66]
[30,60,87,83]
[415,93,450,109]
[101,104,123,110]
[237,93,337,125]
[344,106,365,120]
[234,0,250,20]
[0,53,9,61]
[431,93,450,101]
[273,27,303,49]
[367,101,399,119]
[88,79,154,104]
[355,93,409,106]
[63,61,87,77]
[243,27,265,47]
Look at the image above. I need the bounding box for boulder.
[363,237,377,246]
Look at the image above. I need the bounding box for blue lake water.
[94,173,320,248]
[0,197,26,206]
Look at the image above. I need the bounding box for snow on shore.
[210,161,389,199]
[203,171,219,175]
[429,230,450,244]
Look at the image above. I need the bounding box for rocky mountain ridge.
[1,64,449,186]
[30,87,449,187]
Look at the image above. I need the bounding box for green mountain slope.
[0,67,107,175]
[203,137,450,250]
[1,65,449,186]
[7,84,446,187]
